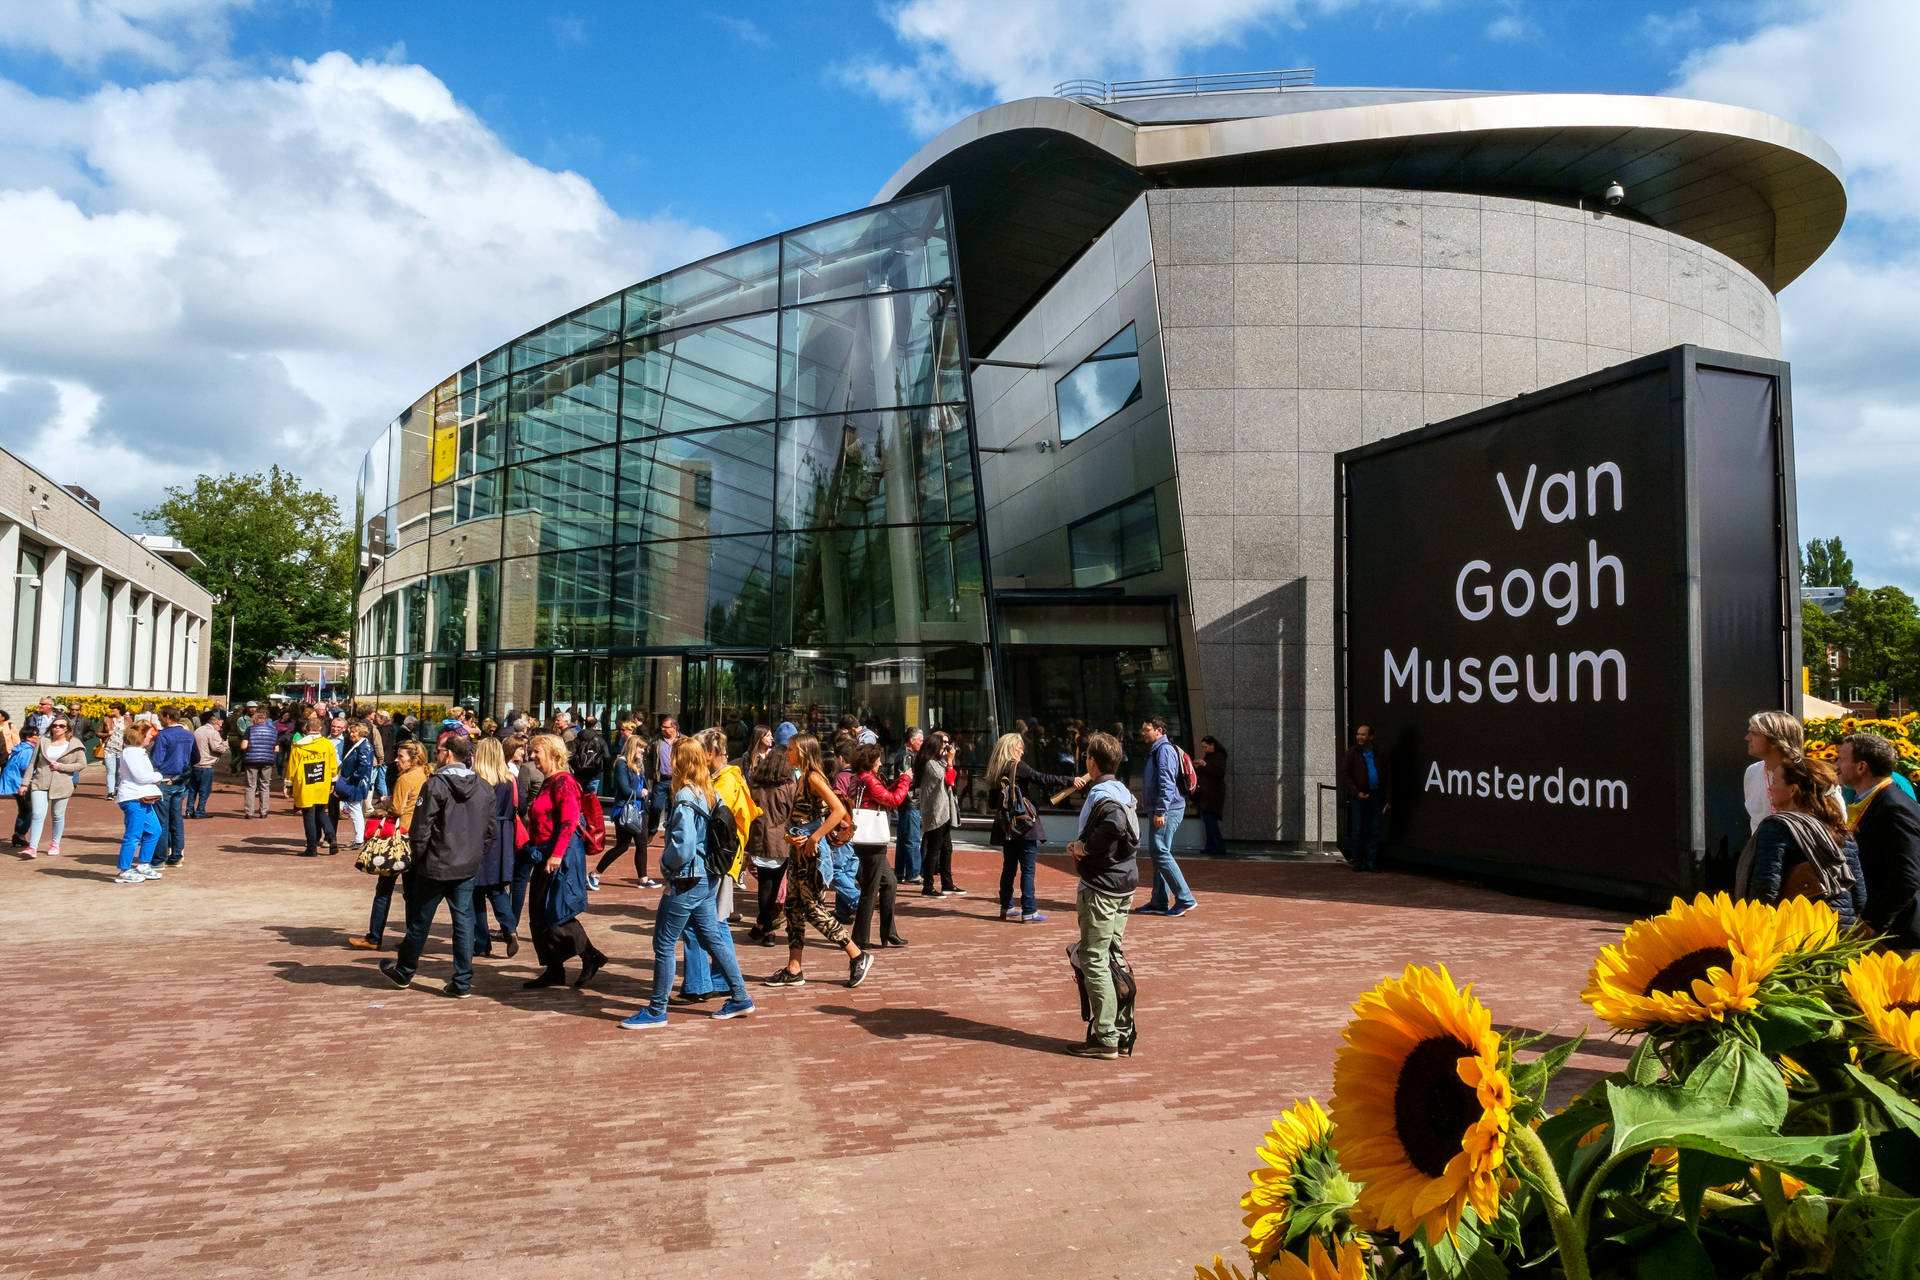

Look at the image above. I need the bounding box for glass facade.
[353,191,995,745]
[1055,323,1143,443]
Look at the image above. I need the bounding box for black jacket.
[1341,745,1388,801]
[1075,781,1140,898]
[408,765,496,882]
[1193,749,1227,816]
[1855,782,1920,949]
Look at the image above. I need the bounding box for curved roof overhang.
[876,92,1846,352]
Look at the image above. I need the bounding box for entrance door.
[612,655,684,734]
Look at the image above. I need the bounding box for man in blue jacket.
[1138,717,1198,916]
[148,706,197,868]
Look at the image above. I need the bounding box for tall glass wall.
[352,191,994,748]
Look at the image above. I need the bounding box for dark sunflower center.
[1888,1001,1920,1015]
[1394,1036,1479,1180]
[1643,947,1735,998]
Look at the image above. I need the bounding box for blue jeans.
[367,874,398,944]
[583,776,601,796]
[509,844,539,930]
[894,807,923,880]
[188,767,215,816]
[103,753,120,797]
[647,875,747,1015]
[679,877,726,994]
[1201,812,1226,856]
[1145,804,1195,910]
[393,873,476,994]
[827,839,860,922]
[118,800,161,870]
[1344,797,1386,870]
[999,837,1040,916]
[155,780,187,863]
[472,881,516,944]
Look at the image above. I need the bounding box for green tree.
[1800,599,1838,698]
[1835,585,1920,715]
[139,466,354,700]
[1802,536,1858,589]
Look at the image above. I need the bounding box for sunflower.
[1582,894,1841,1033]
[1841,951,1920,1077]
[1269,1237,1370,1280]
[1332,965,1512,1245]
[1241,1098,1354,1272]
[1194,1258,1254,1280]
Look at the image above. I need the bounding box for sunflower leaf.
[1631,1222,1716,1280]
[1830,1193,1920,1280]
[1627,1035,1665,1086]
[1509,1031,1586,1120]
[1846,1064,1920,1139]
[1676,1149,1747,1233]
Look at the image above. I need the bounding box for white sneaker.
[138,864,163,880]
[114,869,145,884]
[587,874,602,891]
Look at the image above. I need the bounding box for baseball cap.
[773,721,799,747]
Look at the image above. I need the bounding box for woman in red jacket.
[844,743,912,949]
[522,733,607,990]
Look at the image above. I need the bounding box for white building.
[1,446,215,705]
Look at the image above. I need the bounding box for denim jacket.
[660,785,711,882]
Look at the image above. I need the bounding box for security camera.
[1604,181,1625,207]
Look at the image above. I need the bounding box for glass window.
[775,523,987,647]
[499,548,615,651]
[58,567,80,684]
[457,379,508,475]
[12,546,42,681]
[1056,324,1143,443]
[510,350,621,463]
[781,192,952,308]
[618,426,775,544]
[624,239,779,340]
[393,391,438,500]
[1069,489,1162,588]
[619,312,777,438]
[780,289,966,419]
[97,578,113,685]
[778,404,976,532]
[431,468,504,533]
[614,535,773,648]
[511,295,623,371]
[774,644,991,741]
[428,564,497,653]
[505,446,618,553]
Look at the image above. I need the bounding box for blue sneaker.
[1166,902,1198,918]
[1021,911,1048,923]
[712,998,755,1020]
[619,1008,668,1030]
[1133,904,1166,915]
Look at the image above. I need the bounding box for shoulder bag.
[849,780,890,846]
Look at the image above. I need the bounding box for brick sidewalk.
[1,776,1629,1279]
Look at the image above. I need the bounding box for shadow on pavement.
[816,1004,1071,1056]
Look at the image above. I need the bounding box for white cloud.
[0,0,252,70]
[843,0,1441,135]
[1667,0,1920,593]
[0,52,726,525]
[1483,13,1536,42]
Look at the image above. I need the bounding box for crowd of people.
[5,693,1212,1059]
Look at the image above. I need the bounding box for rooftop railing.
[1054,69,1315,104]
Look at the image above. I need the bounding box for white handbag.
[850,807,891,845]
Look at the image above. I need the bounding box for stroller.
[1067,940,1138,1056]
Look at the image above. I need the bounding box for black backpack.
[572,732,607,777]
[689,798,738,880]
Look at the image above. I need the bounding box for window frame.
[1067,488,1163,589]
[1054,323,1144,445]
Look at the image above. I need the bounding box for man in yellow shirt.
[285,713,340,856]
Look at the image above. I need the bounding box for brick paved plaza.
[2,776,1631,1278]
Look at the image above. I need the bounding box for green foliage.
[1836,586,1920,711]
[1804,536,1858,590]
[1802,599,1839,694]
[1831,1194,1920,1280]
[138,466,353,700]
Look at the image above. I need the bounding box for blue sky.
[0,0,1915,592]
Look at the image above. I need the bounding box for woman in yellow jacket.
[285,713,339,857]
[673,727,760,1003]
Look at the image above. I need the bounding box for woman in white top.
[25,714,88,857]
[1743,711,1806,832]
[114,721,167,883]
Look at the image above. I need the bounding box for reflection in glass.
[499,549,615,651]
[778,405,976,531]
[428,563,497,653]
[512,296,623,371]
[618,426,774,544]
[393,392,437,500]
[1068,489,1161,587]
[780,290,966,419]
[782,192,951,308]
[1056,324,1143,443]
[506,447,618,553]
[776,523,986,647]
[624,239,779,339]
[457,379,508,475]
[615,535,772,648]
[620,312,777,438]
[775,645,990,743]
[510,351,621,463]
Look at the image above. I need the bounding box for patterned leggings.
[784,851,850,952]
